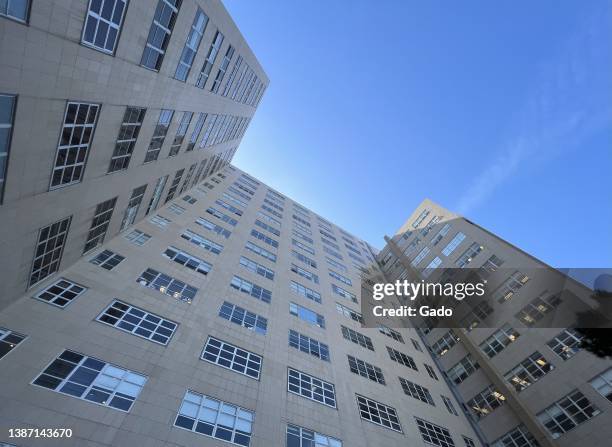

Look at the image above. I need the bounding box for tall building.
[0,0,268,308]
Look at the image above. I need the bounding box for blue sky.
[225,0,612,269]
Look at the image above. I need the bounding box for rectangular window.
[505,351,554,392]
[29,216,72,287]
[290,302,325,328]
[124,229,150,246]
[145,174,168,215]
[168,111,192,156]
[0,327,26,359]
[150,214,171,228]
[348,355,385,385]
[447,355,480,385]
[387,346,417,370]
[0,0,29,22]
[174,9,208,81]
[33,278,87,308]
[216,199,243,216]
[463,436,476,447]
[90,249,124,270]
[491,426,539,447]
[456,243,483,268]
[431,330,460,357]
[245,241,276,262]
[141,0,181,70]
[136,268,197,302]
[33,350,147,412]
[180,167,197,196]
[335,302,364,324]
[206,206,238,226]
[196,217,231,239]
[219,301,267,335]
[399,378,434,405]
[292,239,314,255]
[356,394,402,432]
[590,367,612,402]
[288,368,336,408]
[323,246,343,260]
[97,300,177,345]
[180,229,223,254]
[251,229,278,248]
[292,229,312,244]
[211,45,235,93]
[186,112,206,151]
[466,384,506,419]
[239,256,274,280]
[201,336,262,379]
[325,257,346,272]
[174,390,254,446]
[291,264,318,284]
[83,197,117,253]
[415,418,455,447]
[144,109,174,163]
[516,291,562,327]
[479,324,520,358]
[82,0,127,54]
[286,424,341,447]
[168,203,185,215]
[422,256,442,278]
[494,271,530,303]
[331,285,357,305]
[196,31,224,88]
[288,330,329,361]
[341,326,374,351]
[108,106,146,173]
[255,219,280,236]
[0,94,16,202]
[547,328,582,360]
[292,250,316,268]
[411,338,423,351]
[424,364,439,380]
[50,102,99,189]
[290,281,321,303]
[379,325,404,344]
[230,276,271,303]
[120,184,146,230]
[537,390,600,438]
[328,270,351,286]
[442,232,466,256]
[163,246,211,275]
[411,247,431,266]
[164,168,184,203]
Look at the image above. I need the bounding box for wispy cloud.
[456,5,612,215]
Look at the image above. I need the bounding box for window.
[174,390,254,446]
[97,300,177,345]
[251,229,278,248]
[124,229,150,246]
[0,94,16,202]
[590,368,612,402]
[422,256,442,278]
[90,249,124,270]
[230,276,272,303]
[516,292,563,327]
[255,219,280,237]
[490,425,539,447]
[413,210,430,228]
[120,184,146,230]
[83,197,117,252]
[33,278,87,308]
[325,257,346,272]
[494,271,530,303]
[245,241,276,262]
[0,327,26,360]
[335,302,364,324]
[174,9,208,81]
[219,301,267,335]
[286,424,342,447]
[292,239,314,255]
[216,199,243,216]
[462,436,476,447]
[186,112,207,151]
[288,368,336,408]
[456,243,483,268]
[546,328,582,360]
[211,45,235,93]
[290,281,321,303]
[288,330,329,361]
[348,356,385,384]
[181,229,223,254]
[150,214,171,228]
[331,284,357,303]
[50,102,99,189]
[29,216,72,287]
[141,0,181,70]
[196,31,224,88]
[441,396,459,415]
[291,264,318,284]
[466,384,506,419]
[431,330,460,357]
[328,270,351,286]
[206,206,238,226]
[447,355,480,384]
[292,250,317,268]
[504,351,554,392]
[399,378,434,405]
[323,246,343,260]
[82,0,127,54]
[168,111,192,156]
[412,247,431,266]
[144,109,174,163]
[356,395,402,432]
[0,0,29,22]
[163,246,211,275]
[341,326,374,350]
[537,390,600,438]
[292,229,313,244]
[411,338,423,351]
[442,232,466,256]
[424,364,439,380]
[239,256,274,280]
[378,325,404,343]
[461,300,494,331]
[479,325,520,358]
[136,268,197,302]
[108,107,147,172]
[415,418,455,447]
[201,337,262,379]
[168,203,185,215]
[290,302,325,328]
[33,350,146,412]
[145,175,168,215]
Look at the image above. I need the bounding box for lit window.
[504,351,554,392]
[546,328,582,360]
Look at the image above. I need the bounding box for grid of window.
[196,31,224,88]
[150,214,171,228]
[504,351,554,392]
[290,281,321,303]
[141,0,181,70]
[494,271,530,303]
[97,300,177,345]
[537,390,600,439]
[50,102,99,189]
[201,337,262,379]
[239,256,274,280]
[399,377,434,405]
[136,268,197,302]
[590,368,612,402]
[425,364,439,380]
[230,276,272,303]
[219,301,267,335]
[515,292,562,327]
[490,425,540,447]
[29,217,72,287]
[144,109,173,163]
[288,368,336,408]
[356,395,402,432]
[106,106,147,172]
[174,9,208,81]
[163,246,211,275]
[206,207,238,226]
[288,330,329,361]
[431,330,460,357]
[286,424,342,447]
[250,230,278,249]
[341,326,374,350]
[33,350,146,412]
[33,278,87,308]
[348,356,385,384]
[168,111,193,156]
[546,328,582,360]
[174,390,254,446]
[335,302,364,324]
[120,184,147,230]
[181,229,223,254]
[291,264,318,283]
[0,94,16,202]
[83,197,117,252]
[124,229,151,246]
[245,241,276,262]
[90,249,124,270]
[82,0,127,54]
[466,384,506,419]
[447,355,480,384]
[292,250,317,268]
[290,302,325,328]
[479,324,520,358]
[415,418,455,447]
[378,325,404,343]
[0,327,26,360]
